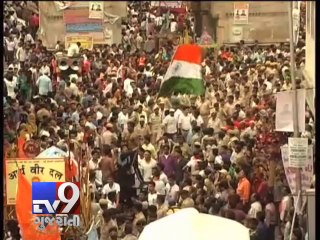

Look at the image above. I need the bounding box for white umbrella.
[36,146,67,158]
[139,208,250,240]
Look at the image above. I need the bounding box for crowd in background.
[3,1,314,240]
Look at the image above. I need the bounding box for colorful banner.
[234,2,249,25]
[275,89,305,132]
[281,145,313,212]
[5,158,66,205]
[151,1,183,8]
[64,9,103,24]
[65,36,93,50]
[66,23,103,33]
[288,137,308,168]
[89,1,104,19]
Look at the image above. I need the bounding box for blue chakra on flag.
[173,62,181,73]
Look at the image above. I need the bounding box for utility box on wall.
[230,26,243,43]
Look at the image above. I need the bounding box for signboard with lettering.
[288,137,308,168]
[281,144,313,212]
[65,36,93,50]
[89,1,104,19]
[234,2,249,25]
[5,158,65,205]
[150,1,187,13]
[151,1,183,8]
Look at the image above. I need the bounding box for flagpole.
[156,42,180,101]
[288,1,302,211]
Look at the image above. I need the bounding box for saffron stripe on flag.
[173,44,203,65]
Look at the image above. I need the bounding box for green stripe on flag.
[158,77,206,97]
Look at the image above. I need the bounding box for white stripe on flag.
[163,60,202,83]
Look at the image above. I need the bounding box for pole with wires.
[288,0,302,215]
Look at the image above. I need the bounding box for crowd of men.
[3,1,314,240]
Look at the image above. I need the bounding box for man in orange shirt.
[237,167,251,205]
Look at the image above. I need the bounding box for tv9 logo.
[32,182,81,214]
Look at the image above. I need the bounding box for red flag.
[65,158,79,182]
[16,172,61,240]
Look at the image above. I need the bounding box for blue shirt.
[71,111,80,124]
[256,222,270,240]
[36,75,52,96]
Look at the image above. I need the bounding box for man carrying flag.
[158,44,205,97]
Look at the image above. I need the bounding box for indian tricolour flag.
[158,44,205,97]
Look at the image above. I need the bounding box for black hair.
[133,202,143,212]
[265,192,274,203]
[256,211,265,222]
[124,223,134,235]
[148,181,156,187]
[225,209,236,220]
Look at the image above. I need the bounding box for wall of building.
[303,1,315,116]
[39,1,127,49]
[209,1,290,44]
[38,2,65,48]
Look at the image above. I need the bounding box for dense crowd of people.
[3,1,314,240]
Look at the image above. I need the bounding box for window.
[311,1,315,39]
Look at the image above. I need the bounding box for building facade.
[202,1,290,44]
[38,2,127,49]
[303,1,315,116]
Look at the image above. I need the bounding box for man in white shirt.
[67,42,81,57]
[163,109,178,139]
[36,72,52,96]
[102,177,120,207]
[136,33,144,50]
[69,78,79,96]
[16,42,26,67]
[178,107,192,140]
[139,150,157,182]
[185,154,201,175]
[25,32,35,44]
[117,107,129,131]
[248,193,262,219]
[88,150,103,187]
[174,107,183,124]
[170,18,177,33]
[40,61,51,76]
[123,78,134,98]
[155,15,163,27]
[207,111,222,133]
[235,104,246,120]
[5,36,15,63]
[144,64,153,78]
[147,181,158,206]
[279,186,292,222]
[4,74,17,99]
[165,175,180,204]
